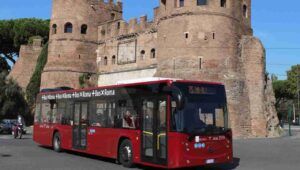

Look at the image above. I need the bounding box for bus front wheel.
[118,139,134,168]
[53,132,62,152]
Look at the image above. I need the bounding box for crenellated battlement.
[156,0,251,28]
[88,0,123,13]
[98,15,156,41]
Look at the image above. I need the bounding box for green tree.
[0,72,29,120]
[0,56,10,73]
[273,80,293,109]
[287,64,300,98]
[0,18,49,65]
[26,43,48,107]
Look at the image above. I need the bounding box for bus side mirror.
[162,86,184,110]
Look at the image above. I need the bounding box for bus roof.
[39,78,223,95]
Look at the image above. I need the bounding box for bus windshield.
[171,82,229,135]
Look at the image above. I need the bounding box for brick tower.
[154,0,279,137]
[41,0,122,89]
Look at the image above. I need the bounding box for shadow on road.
[0,134,32,140]
[1,154,12,158]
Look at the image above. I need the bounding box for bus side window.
[60,102,69,125]
[107,102,116,128]
[58,102,66,124]
[90,101,108,127]
[119,100,138,129]
[115,100,125,128]
[34,103,41,123]
[42,102,51,123]
[51,101,57,124]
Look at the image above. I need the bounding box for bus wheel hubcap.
[122,146,131,162]
[55,137,60,149]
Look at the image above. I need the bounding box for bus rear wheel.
[53,132,62,152]
[118,139,134,168]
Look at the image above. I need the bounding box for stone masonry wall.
[8,39,43,90]
[240,36,281,137]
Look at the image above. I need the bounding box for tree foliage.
[273,80,293,108]
[0,18,49,65]
[26,43,48,107]
[79,73,93,89]
[273,65,300,110]
[0,72,29,120]
[0,56,10,73]
[287,64,300,97]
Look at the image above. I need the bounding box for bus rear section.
[33,80,232,169]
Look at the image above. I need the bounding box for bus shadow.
[64,150,118,165]
[38,146,119,165]
[171,157,240,170]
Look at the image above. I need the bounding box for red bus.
[33,79,232,169]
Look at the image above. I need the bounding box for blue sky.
[1,0,299,80]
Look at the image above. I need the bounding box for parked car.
[0,119,17,134]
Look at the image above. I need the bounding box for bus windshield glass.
[171,82,228,135]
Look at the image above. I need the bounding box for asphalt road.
[0,130,300,170]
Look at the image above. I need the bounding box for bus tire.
[118,139,134,168]
[53,132,62,152]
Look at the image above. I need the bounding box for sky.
[0,0,299,80]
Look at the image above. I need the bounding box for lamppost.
[297,65,300,124]
[288,105,292,136]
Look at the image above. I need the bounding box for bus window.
[215,108,225,127]
[107,102,116,127]
[81,102,88,123]
[90,101,107,127]
[52,103,58,123]
[159,101,167,130]
[34,103,41,123]
[42,102,51,123]
[158,100,167,159]
[117,100,138,129]
[142,100,154,157]
[56,102,65,124]
[60,102,70,125]
[74,103,81,126]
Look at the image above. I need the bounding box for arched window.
[112,55,116,65]
[221,0,226,7]
[161,0,166,9]
[52,24,57,34]
[64,22,73,33]
[243,5,248,18]
[150,49,156,59]
[117,22,121,29]
[140,50,145,59]
[103,57,108,65]
[111,13,116,20]
[81,24,88,34]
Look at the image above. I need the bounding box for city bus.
[33,79,233,169]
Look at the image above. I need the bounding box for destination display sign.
[188,86,216,95]
[41,89,116,101]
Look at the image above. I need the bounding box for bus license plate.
[206,159,215,164]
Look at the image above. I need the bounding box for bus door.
[141,97,167,165]
[73,102,88,150]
